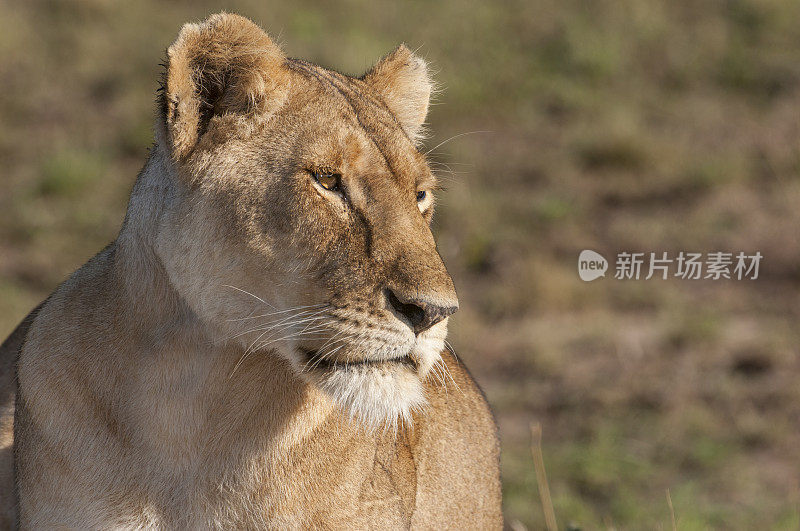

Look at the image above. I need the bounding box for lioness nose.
[385,289,458,335]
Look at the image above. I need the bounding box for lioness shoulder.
[412,351,502,527]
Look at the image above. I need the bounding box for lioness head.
[151,13,457,428]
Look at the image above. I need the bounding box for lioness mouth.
[302,349,416,371]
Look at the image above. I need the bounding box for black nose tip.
[385,289,458,335]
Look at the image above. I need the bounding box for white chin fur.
[313,363,427,432]
[289,320,449,431]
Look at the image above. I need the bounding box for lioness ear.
[363,45,433,145]
[159,13,288,160]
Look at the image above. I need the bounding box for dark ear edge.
[157,13,289,160]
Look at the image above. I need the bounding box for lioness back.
[5,13,502,528]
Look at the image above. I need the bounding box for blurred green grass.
[2,1,800,528]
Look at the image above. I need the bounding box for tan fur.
[1,13,501,528]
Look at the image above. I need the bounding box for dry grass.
[667,489,677,531]
[531,423,558,531]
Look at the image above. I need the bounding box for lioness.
[0,13,501,528]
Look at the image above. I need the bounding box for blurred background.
[1,0,799,528]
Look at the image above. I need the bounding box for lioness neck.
[46,145,336,460]
[17,189,342,524]
[114,145,184,320]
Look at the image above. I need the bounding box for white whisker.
[222,284,276,309]
[226,303,327,322]
[423,130,491,156]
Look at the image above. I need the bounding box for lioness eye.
[313,171,341,192]
[416,189,433,214]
